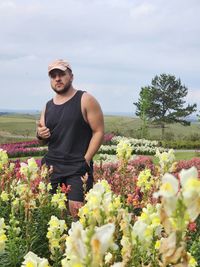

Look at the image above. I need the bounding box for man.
[37,59,104,217]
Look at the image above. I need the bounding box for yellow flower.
[113,196,121,209]
[151,217,160,226]
[155,149,175,173]
[144,227,152,239]
[12,198,20,208]
[25,262,36,267]
[0,218,7,253]
[189,255,197,267]
[22,251,49,267]
[155,240,160,250]
[47,216,67,256]
[27,158,38,172]
[140,212,149,221]
[154,173,178,198]
[137,169,153,192]
[47,183,52,192]
[0,149,8,169]
[0,191,9,202]
[38,182,46,191]
[116,140,132,161]
[51,239,60,248]
[51,193,67,210]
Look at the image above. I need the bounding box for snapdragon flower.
[0,149,8,171]
[116,140,132,161]
[62,222,115,267]
[154,173,179,216]
[79,180,122,226]
[0,218,7,253]
[179,166,200,221]
[0,191,9,202]
[47,216,67,257]
[156,149,175,173]
[21,251,50,267]
[137,168,153,192]
[51,191,67,210]
[20,158,39,180]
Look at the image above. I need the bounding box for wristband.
[36,132,43,140]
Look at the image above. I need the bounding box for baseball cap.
[48,59,72,74]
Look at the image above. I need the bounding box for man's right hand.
[37,121,51,139]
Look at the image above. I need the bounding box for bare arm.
[82,93,104,164]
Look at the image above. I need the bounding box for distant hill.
[0,109,40,115]
[0,109,198,122]
[0,112,10,116]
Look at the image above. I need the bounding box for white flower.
[91,223,115,256]
[154,173,179,198]
[111,263,124,267]
[105,252,113,264]
[154,173,179,216]
[21,251,50,267]
[179,166,200,221]
[179,166,198,187]
[132,220,147,241]
[65,221,87,261]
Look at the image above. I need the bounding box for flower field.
[0,135,167,159]
[1,138,200,266]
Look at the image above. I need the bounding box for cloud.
[0,0,200,113]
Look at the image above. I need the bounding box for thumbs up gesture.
[36,120,51,140]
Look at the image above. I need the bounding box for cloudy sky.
[0,0,200,115]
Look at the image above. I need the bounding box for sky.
[0,0,200,115]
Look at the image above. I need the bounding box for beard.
[52,81,72,95]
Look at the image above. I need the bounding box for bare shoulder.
[82,92,98,103]
[81,92,104,126]
[82,92,101,109]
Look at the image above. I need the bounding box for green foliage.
[133,87,152,138]
[0,192,71,266]
[161,140,200,149]
[134,73,197,138]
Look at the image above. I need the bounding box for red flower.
[61,183,71,194]
[188,222,197,232]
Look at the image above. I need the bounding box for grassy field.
[0,113,200,143]
[105,115,200,140]
[0,113,39,143]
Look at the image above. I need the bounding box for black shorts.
[41,157,94,202]
[50,174,93,202]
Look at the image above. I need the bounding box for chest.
[45,102,82,131]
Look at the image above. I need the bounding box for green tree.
[133,87,152,138]
[134,74,197,138]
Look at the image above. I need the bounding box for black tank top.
[43,90,92,178]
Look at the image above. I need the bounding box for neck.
[54,87,77,104]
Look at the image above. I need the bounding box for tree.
[133,87,152,138]
[134,74,197,138]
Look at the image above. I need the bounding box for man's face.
[49,69,73,95]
